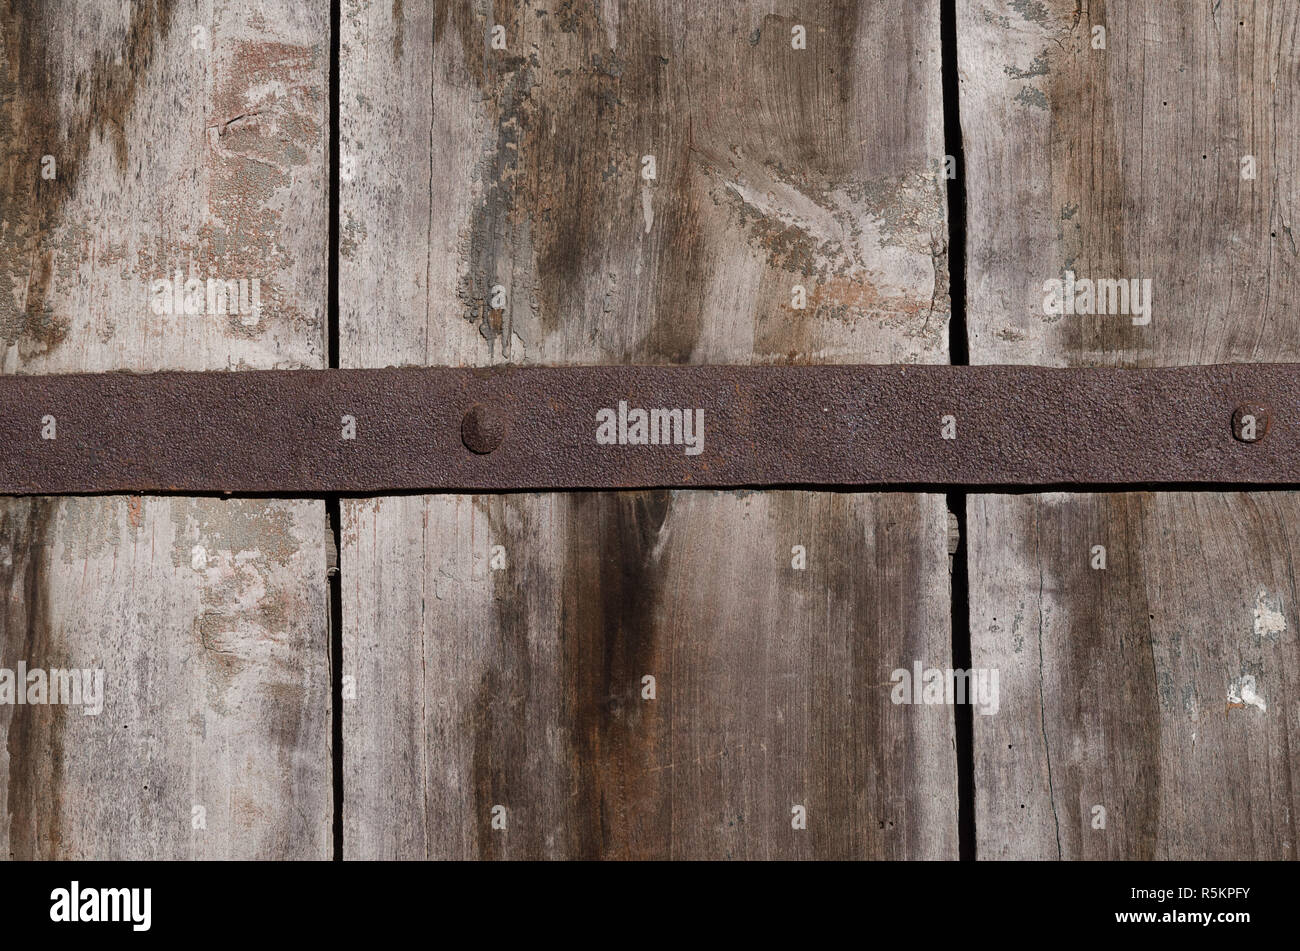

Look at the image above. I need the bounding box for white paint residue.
[1228,674,1267,713]
[508,330,527,361]
[1253,589,1287,641]
[641,185,654,234]
[723,177,851,263]
[725,176,930,299]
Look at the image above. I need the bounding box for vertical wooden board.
[0,1,330,858]
[0,498,329,859]
[341,1,957,858]
[959,0,1300,365]
[960,0,1300,857]
[344,491,954,859]
[340,0,949,368]
[1,0,329,372]
[969,492,1300,859]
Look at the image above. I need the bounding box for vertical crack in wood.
[328,0,344,861]
[941,0,975,860]
[1033,505,1063,859]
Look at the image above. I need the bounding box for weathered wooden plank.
[960,0,1300,858]
[960,0,1300,366]
[0,0,331,858]
[341,0,957,857]
[969,491,1300,859]
[340,0,949,368]
[345,491,954,859]
[0,497,329,859]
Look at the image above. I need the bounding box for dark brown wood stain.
[0,500,61,859]
[465,492,671,859]
[0,0,176,357]
[341,0,954,858]
[1043,1,1145,362]
[557,491,670,858]
[468,496,538,859]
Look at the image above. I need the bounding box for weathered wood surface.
[960,0,1300,366]
[961,0,1300,858]
[340,0,957,858]
[0,1,331,858]
[969,492,1300,859]
[340,0,949,367]
[344,492,954,859]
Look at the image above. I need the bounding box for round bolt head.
[461,403,506,454]
[1232,403,1271,443]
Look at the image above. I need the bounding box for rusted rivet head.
[1232,403,1271,443]
[461,403,506,454]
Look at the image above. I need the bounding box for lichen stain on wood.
[168,500,302,570]
[172,501,311,710]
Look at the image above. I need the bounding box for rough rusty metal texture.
[1,365,1299,494]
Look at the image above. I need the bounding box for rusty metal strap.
[0,365,1296,494]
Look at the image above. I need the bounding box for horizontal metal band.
[0,364,1297,493]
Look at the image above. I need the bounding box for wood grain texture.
[959,0,1300,366]
[340,0,957,858]
[0,497,329,859]
[969,492,1300,859]
[960,0,1300,858]
[340,0,949,368]
[0,0,331,858]
[344,491,955,859]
